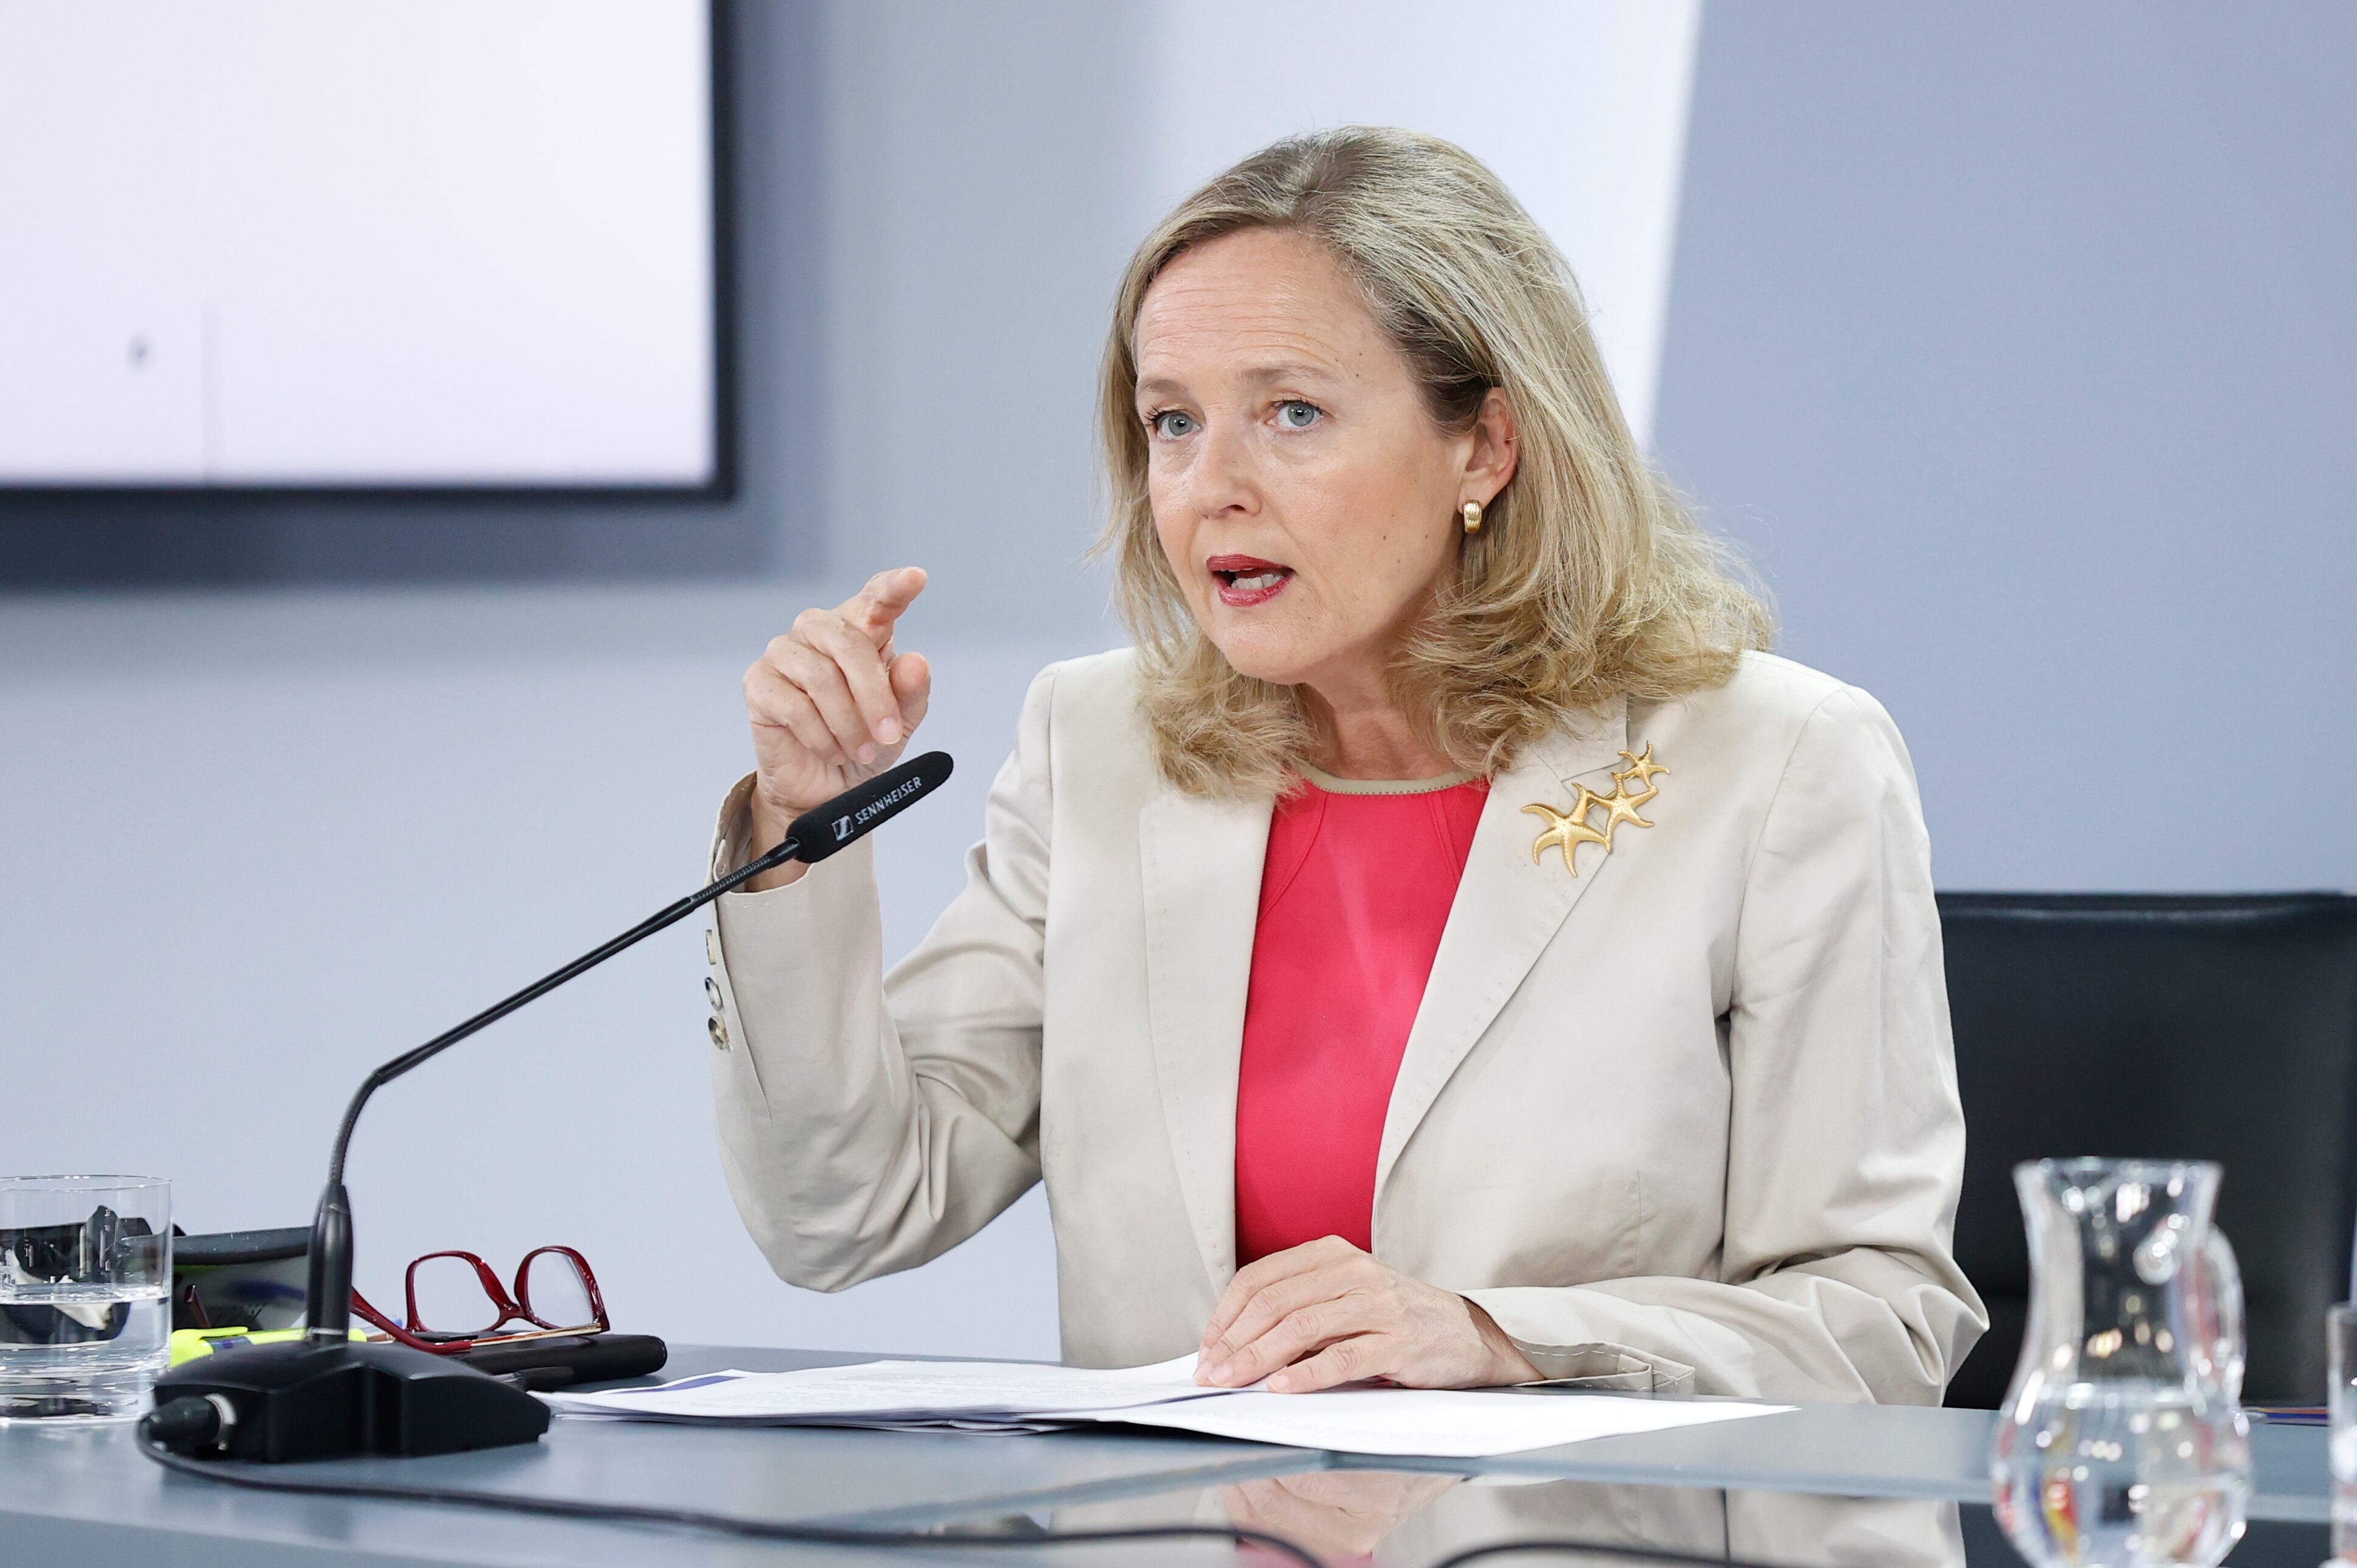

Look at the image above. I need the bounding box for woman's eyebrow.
[1237,360,1341,388]
[1135,362,1342,405]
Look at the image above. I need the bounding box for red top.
[1233,772,1491,1265]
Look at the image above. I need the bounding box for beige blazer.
[702,648,1985,1402]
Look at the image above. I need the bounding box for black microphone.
[145,752,953,1463]
[782,752,952,867]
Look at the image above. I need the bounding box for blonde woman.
[709,128,1984,1403]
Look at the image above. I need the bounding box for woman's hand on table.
[1194,1235,1542,1392]
[740,567,933,891]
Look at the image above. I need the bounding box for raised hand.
[740,567,931,889]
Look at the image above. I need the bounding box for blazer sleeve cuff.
[704,771,882,1072]
[711,772,760,880]
[1462,1287,1699,1395]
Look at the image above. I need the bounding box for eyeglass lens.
[522,1250,595,1328]
[408,1255,505,1333]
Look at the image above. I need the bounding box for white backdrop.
[1141,1,1701,446]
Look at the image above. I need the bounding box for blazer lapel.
[1375,700,1631,1200]
[1139,782,1274,1289]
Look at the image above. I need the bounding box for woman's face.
[1132,227,1514,701]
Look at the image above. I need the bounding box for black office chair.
[1938,892,2357,1409]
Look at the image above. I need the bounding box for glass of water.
[2332,1303,2357,1560]
[0,1176,172,1421]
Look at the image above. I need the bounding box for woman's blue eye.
[1150,410,1197,439]
[1276,401,1322,430]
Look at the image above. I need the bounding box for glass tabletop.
[923,1466,2328,1568]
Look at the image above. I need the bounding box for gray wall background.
[4,2,2352,1359]
[1655,2,2357,892]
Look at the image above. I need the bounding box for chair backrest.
[1938,892,2357,1409]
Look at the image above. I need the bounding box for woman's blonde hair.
[1098,126,1773,796]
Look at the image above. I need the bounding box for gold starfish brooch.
[1524,744,1669,877]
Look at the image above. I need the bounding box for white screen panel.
[1143,0,1699,450]
[0,1,715,487]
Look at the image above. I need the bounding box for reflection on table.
[1034,1470,1966,1567]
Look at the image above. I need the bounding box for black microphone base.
[152,1338,550,1462]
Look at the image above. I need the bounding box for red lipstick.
[1207,554,1293,607]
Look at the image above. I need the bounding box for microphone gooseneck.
[301,751,954,1345]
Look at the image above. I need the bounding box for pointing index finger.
[851,567,928,645]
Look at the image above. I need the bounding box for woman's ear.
[1465,387,1520,504]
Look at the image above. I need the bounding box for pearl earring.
[1462,500,1483,536]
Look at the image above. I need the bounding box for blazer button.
[708,1013,730,1049]
[704,930,720,965]
[704,976,724,1010]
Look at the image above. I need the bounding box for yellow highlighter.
[169,1327,367,1368]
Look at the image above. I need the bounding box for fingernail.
[1207,1362,1231,1384]
[877,718,901,744]
[856,743,877,764]
[1267,1373,1291,1392]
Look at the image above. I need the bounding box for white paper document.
[546,1355,1227,1424]
[542,1355,1791,1458]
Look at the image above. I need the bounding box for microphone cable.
[1427,1541,1798,1568]
[137,1424,1805,1568]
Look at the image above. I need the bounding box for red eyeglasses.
[351,1245,608,1355]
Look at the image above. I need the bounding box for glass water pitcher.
[1991,1158,2251,1568]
